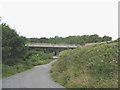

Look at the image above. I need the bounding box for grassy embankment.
[51,41,118,88]
[2,50,53,78]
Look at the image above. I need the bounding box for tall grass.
[2,51,53,78]
[51,42,118,88]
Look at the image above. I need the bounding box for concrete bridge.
[25,43,81,48]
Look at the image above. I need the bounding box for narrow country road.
[2,60,64,88]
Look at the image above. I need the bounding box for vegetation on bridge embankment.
[50,41,118,88]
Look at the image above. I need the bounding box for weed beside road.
[2,51,53,78]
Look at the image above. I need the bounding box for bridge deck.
[25,43,81,48]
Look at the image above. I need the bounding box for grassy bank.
[2,51,53,78]
[50,42,118,88]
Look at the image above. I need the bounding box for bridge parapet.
[25,43,81,48]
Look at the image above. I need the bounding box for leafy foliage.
[2,50,53,78]
[26,51,52,66]
[1,23,53,78]
[2,23,27,65]
[27,34,112,44]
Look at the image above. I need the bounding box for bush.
[2,51,53,78]
[27,51,52,66]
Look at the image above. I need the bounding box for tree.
[2,23,27,65]
[102,36,112,41]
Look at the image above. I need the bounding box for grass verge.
[50,42,118,88]
[2,51,53,78]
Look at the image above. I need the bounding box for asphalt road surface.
[2,60,64,88]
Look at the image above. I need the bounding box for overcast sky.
[1,0,119,40]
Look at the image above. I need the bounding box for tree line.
[27,35,112,45]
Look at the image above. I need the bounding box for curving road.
[2,60,64,88]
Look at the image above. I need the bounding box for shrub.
[2,51,53,78]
